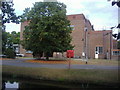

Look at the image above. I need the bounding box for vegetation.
[2,31,20,58]
[1,29,7,54]
[2,65,119,86]
[1,1,20,24]
[108,0,120,40]
[6,31,20,45]
[21,2,74,60]
[4,48,15,58]
[1,1,20,56]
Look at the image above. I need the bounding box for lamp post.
[104,31,112,60]
[84,26,88,64]
[68,52,71,69]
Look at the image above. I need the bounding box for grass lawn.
[2,65,119,86]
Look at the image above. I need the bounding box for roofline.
[94,30,112,32]
[67,13,84,16]
[89,30,112,33]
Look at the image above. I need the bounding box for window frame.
[95,46,103,54]
[112,51,120,55]
[70,25,75,30]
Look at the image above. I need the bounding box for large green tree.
[21,2,74,60]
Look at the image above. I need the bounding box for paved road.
[1,59,120,69]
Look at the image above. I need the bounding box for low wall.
[112,56,120,60]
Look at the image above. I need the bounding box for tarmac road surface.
[1,59,120,69]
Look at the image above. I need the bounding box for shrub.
[5,48,16,59]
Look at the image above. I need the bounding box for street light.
[104,31,112,60]
[84,26,88,64]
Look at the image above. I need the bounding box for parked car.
[16,54,24,57]
[0,54,6,58]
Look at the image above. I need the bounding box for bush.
[5,48,16,59]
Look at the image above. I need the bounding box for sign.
[67,50,74,58]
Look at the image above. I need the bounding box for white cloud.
[5,23,20,32]
[5,0,118,33]
[13,0,43,15]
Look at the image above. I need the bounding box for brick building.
[20,14,119,60]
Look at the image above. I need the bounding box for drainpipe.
[110,31,112,60]
[103,30,105,59]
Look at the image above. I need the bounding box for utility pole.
[68,53,71,69]
[86,30,88,64]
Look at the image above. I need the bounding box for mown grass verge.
[2,65,119,87]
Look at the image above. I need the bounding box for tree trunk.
[45,52,49,60]
[46,56,49,60]
[62,52,64,58]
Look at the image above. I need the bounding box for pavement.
[1,58,120,69]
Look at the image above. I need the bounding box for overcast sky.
[5,0,119,33]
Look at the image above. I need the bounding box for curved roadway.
[1,59,120,69]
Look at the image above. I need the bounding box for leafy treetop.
[21,2,74,60]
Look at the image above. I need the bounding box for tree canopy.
[21,2,74,60]
[108,0,120,40]
[0,1,21,55]
[1,1,20,24]
[6,31,20,46]
[2,31,20,53]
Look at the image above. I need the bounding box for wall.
[67,14,93,58]
[20,14,116,59]
[88,30,112,59]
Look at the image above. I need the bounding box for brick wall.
[67,14,93,58]
[20,14,116,59]
[88,30,112,59]
[20,21,32,57]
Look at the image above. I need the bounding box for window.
[99,47,103,54]
[84,27,88,31]
[15,47,19,53]
[112,51,120,55]
[70,25,75,30]
[95,47,103,54]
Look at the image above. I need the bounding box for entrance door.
[95,47,99,59]
[95,51,99,59]
[95,46,103,59]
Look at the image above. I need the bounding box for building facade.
[20,14,119,60]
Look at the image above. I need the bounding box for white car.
[0,54,6,57]
[16,54,24,57]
